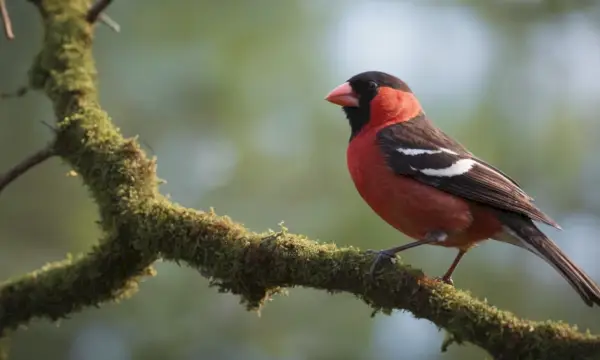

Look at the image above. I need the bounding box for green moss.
[1,0,600,359]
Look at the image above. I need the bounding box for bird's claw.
[433,276,454,286]
[366,249,398,276]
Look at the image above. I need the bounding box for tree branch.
[86,0,111,22]
[1,1,599,359]
[0,143,55,194]
[86,0,120,33]
[0,0,14,40]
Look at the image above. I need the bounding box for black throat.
[343,88,377,141]
[343,105,370,141]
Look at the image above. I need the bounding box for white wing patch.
[396,147,458,156]
[397,148,441,155]
[395,147,519,182]
[440,148,459,155]
[413,159,476,177]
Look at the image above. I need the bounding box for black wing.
[376,115,560,229]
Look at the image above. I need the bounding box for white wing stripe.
[396,147,458,156]
[440,148,459,155]
[397,148,442,155]
[397,147,524,186]
[414,159,477,177]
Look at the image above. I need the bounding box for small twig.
[86,0,113,23]
[99,13,120,33]
[0,0,14,40]
[40,120,58,133]
[0,144,56,195]
[140,139,155,157]
[86,0,120,33]
[0,86,29,99]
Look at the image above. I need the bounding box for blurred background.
[2,0,600,359]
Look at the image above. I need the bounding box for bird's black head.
[325,71,413,140]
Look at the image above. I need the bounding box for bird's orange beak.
[325,82,359,107]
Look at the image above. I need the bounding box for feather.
[376,114,560,229]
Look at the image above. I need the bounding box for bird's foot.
[433,276,454,286]
[366,249,398,276]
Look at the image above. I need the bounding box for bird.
[324,70,600,307]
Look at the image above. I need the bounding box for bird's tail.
[496,213,600,307]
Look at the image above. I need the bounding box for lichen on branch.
[0,1,599,359]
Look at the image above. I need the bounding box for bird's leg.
[368,230,448,276]
[435,249,467,286]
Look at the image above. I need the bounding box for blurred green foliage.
[1,0,600,359]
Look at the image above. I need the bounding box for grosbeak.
[325,71,600,306]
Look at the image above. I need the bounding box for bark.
[0,1,599,359]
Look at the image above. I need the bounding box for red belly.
[347,130,502,250]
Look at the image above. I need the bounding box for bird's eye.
[367,81,378,91]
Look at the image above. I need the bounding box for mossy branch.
[1,1,599,359]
